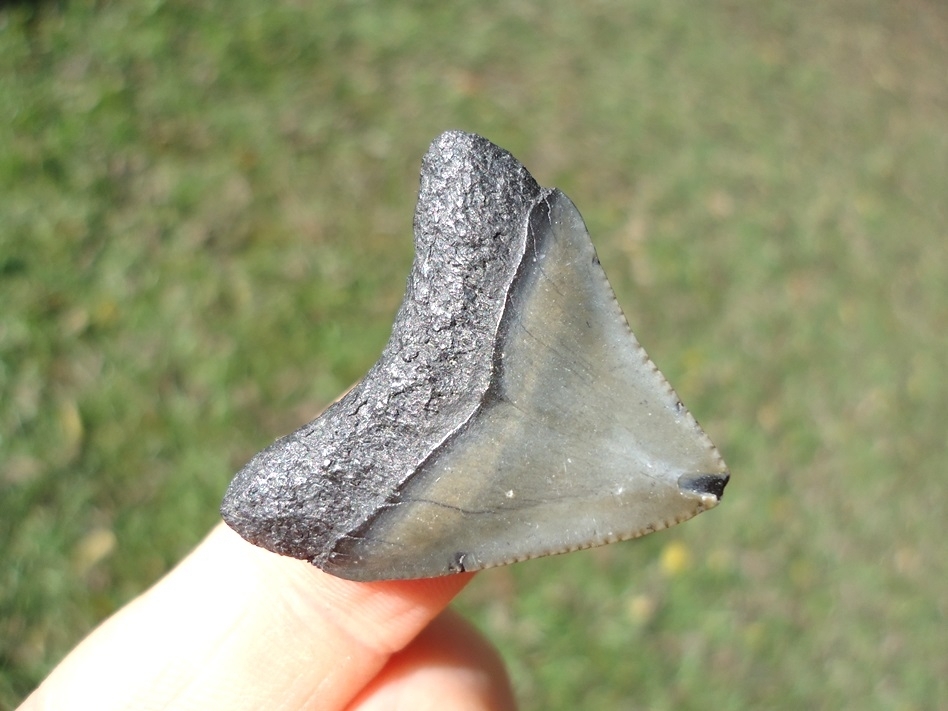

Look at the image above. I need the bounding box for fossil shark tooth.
[221,130,729,581]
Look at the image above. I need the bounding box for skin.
[19,523,516,711]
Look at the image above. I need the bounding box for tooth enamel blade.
[322,190,728,580]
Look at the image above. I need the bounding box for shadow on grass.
[0,0,61,6]
[0,0,67,36]
[0,0,65,15]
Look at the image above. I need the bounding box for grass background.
[2,0,946,708]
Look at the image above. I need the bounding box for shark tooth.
[221,130,729,581]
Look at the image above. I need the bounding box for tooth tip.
[678,472,730,500]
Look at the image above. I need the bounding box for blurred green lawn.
[2,0,946,708]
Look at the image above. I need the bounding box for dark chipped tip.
[678,472,730,500]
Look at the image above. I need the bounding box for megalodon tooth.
[221,130,729,581]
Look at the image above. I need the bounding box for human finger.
[20,523,471,711]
